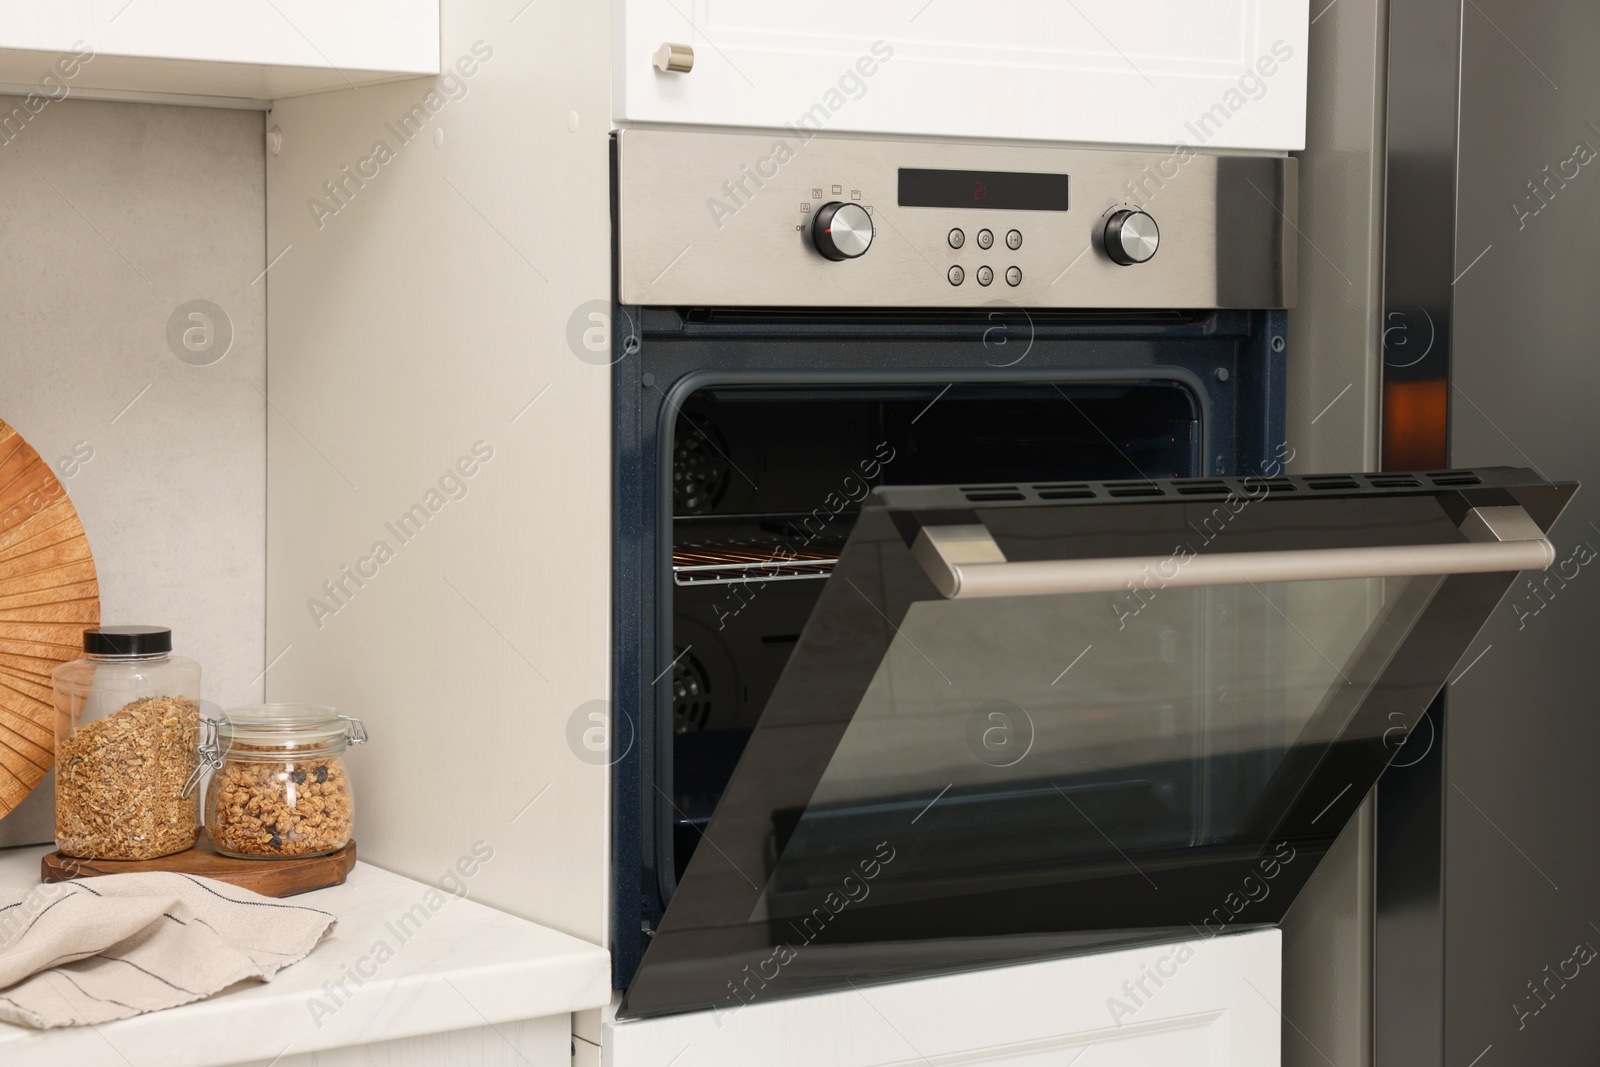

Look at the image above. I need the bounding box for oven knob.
[812,202,874,261]
[1104,210,1160,265]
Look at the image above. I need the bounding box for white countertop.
[0,844,610,1067]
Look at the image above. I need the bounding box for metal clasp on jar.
[182,718,225,799]
[339,714,368,745]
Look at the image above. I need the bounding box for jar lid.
[84,625,172,656]
[215,704,368,750]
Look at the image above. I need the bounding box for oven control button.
[948,228,965,249]
[1104,210,1160,265]
[813,202,874,260]
[1006,229,1022,250]
[1005,266,1022,286]
[947,265,965,286]
[976,228,994,250]
[976,265,994,287]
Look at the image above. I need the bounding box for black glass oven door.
[623,469,1575,1019]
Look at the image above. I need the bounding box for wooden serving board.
[41,837,357,897]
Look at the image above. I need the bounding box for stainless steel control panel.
[616,129,1296,309]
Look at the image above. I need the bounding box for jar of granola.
[202,705,366,859]
[52,626,202,860]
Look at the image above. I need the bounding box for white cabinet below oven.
[607,929,1281,1066]
[614,1,1308,150]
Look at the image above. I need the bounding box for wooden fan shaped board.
[0,418,99,820]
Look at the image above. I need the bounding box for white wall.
[264,2,613,943]
[0,94,266,847]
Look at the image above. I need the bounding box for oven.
[607,129,1574,1020]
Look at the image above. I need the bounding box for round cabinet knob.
[813,202,873,261]
[653,43,694,73]
[1104,210,1160,265]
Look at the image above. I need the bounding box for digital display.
[898,168,1070,211]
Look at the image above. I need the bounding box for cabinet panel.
[607,929,1281,1067]
[616,0,1308,149]
[0,1,438,104]
[229,1017,570,1067]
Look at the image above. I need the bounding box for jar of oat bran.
[203,705,367,859]
[52,625,202,860]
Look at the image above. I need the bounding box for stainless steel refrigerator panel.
[1445,0,1600,1061]
[1374,0,1465,1059]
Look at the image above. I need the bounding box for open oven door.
[622,468,1576,1019]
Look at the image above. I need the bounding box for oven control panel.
[617,129,1294,309]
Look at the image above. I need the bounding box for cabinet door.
[608,929,1282,1067]
[615,0,1308,150]
[0,1,438,101]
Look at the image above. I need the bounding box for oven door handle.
[909,505,1556,599]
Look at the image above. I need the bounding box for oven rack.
[672,542,842,586]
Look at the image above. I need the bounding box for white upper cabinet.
[615,0,1309,150]
[0,1,439,105]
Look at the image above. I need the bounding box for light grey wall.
[0,96,265,845]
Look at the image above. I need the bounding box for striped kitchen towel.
[0,873,335,1028]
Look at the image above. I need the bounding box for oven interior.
[666,381,1201,883]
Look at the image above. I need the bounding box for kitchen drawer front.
[606,928,1280,1066]
[615,0,1308,150]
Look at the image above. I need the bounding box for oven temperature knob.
[812,202,874,261]
[1104,210,1160,265]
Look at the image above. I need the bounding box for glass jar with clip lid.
[199,704,367,859]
